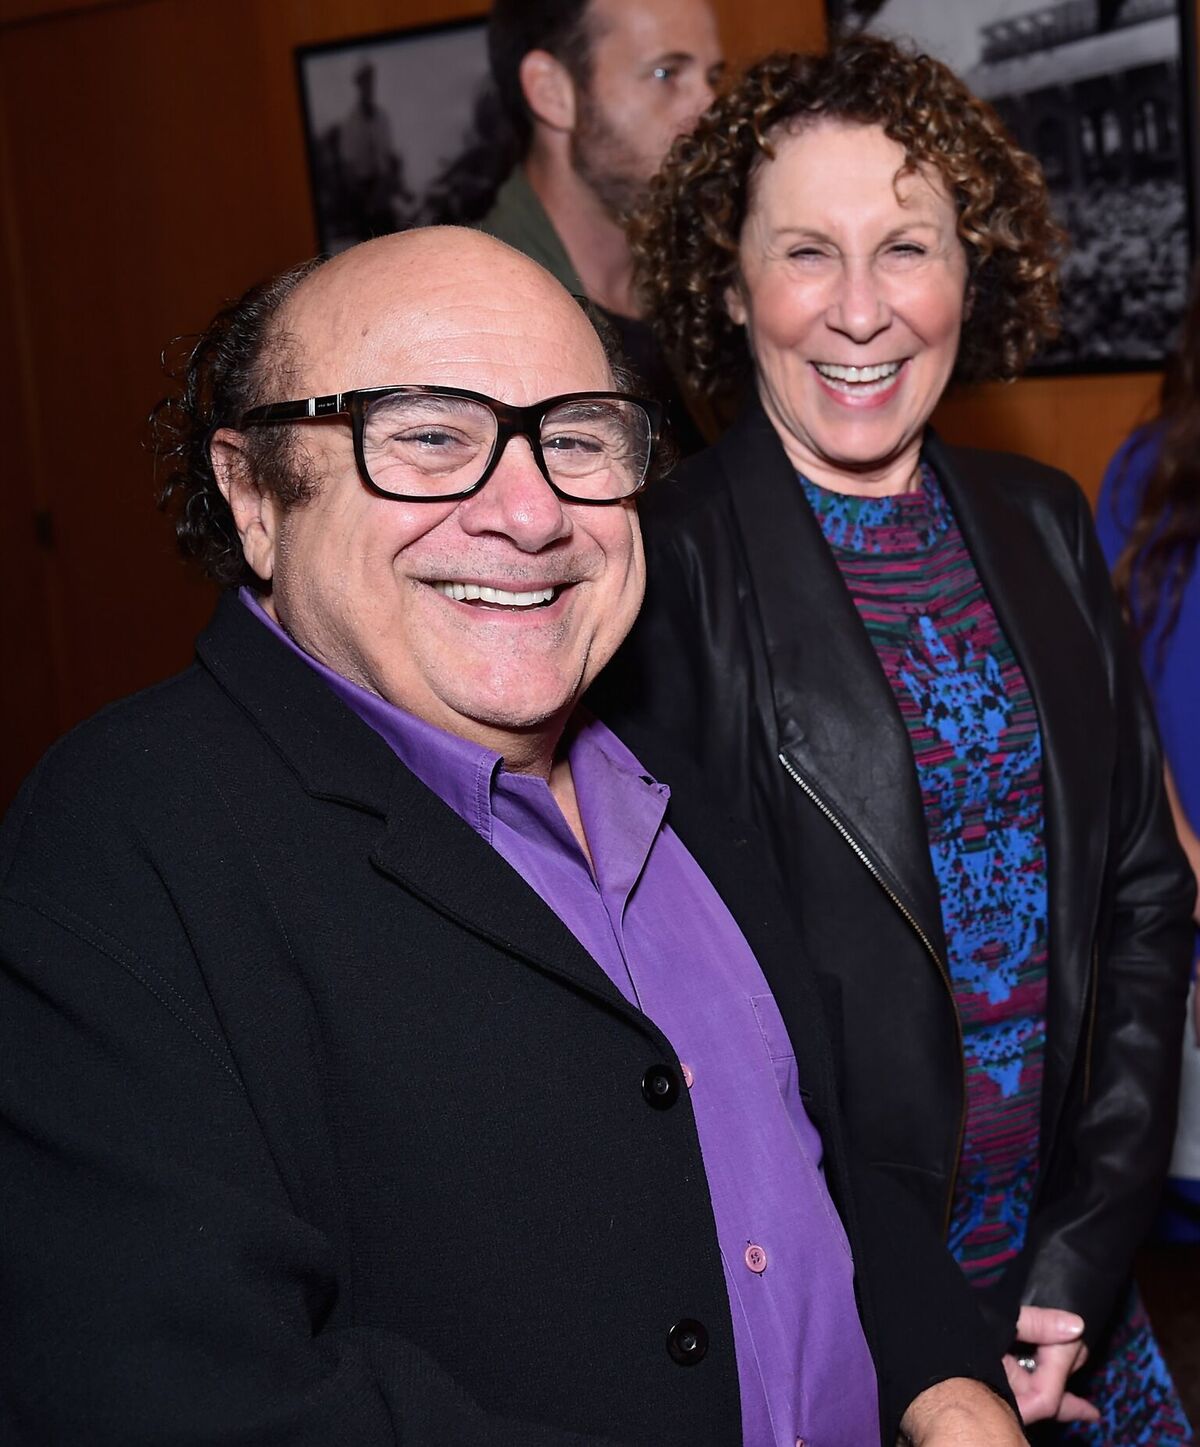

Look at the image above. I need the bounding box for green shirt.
[478,168,583,295]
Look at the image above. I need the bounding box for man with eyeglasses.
[0,227,1025,1446]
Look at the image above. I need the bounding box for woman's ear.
[210,428,278,584]
[519,49,577,134]
[724,280,748,327]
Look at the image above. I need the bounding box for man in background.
[427,0,723,452]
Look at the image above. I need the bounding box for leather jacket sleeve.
[984,483,1196,1347]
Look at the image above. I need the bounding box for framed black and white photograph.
[296,16,490,255]
[827,0,1198,370]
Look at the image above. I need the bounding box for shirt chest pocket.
[750,990,803,1104]
[750,990,852,1258]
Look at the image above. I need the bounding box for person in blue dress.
[1097,267,1200,1247]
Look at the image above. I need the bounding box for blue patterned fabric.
[803,465,1193,1443]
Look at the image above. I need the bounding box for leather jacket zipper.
[778,749,967,1238]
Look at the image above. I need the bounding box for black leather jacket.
[599,400,1196,1351]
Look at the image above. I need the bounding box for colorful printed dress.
[801,464,1192,1445]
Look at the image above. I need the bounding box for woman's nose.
[827,258,892,342]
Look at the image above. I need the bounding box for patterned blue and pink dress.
[801,464,1191,1444]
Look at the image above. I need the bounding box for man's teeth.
[814,361,902,386]
[433,582,557,607]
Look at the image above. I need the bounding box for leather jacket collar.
[710,400,1113,1122]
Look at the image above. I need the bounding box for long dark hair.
[1112,262,1200,655]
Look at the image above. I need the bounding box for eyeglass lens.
[362,393,651,499]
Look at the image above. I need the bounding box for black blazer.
[0,592,1005,1445]
[597,399,1196,1352]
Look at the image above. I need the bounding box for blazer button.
[642,1064,680,1109]
[667,1318,708,1365]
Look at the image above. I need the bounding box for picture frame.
[296,16,490,256]
[825,0,1198,372]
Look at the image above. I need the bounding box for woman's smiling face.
[727,119,969,496]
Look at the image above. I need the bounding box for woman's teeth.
[433,582,557,608]
[814,361,902,395]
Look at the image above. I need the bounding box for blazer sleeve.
[997,483,1195,1345]
[0,774,620,1447]
[844,1157,1018,1432]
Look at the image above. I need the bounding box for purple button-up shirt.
[243,591,880,1447]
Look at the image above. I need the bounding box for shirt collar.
[238,590,670,868]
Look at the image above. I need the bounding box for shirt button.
[641,1064,680,1110]
[680,1062,694,1088]
[744,1243,767,1274]
[666,1318,708,1365]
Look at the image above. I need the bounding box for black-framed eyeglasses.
[238,385,661,504]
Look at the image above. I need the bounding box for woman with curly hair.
[1097,267,1200,1251]
[600,34,1195,1443]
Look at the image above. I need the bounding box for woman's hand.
[1002,1305,1100,1425]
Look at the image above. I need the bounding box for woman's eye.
[652,64,679,82]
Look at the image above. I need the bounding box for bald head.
[200,224,648,772]
[276,227,614,404]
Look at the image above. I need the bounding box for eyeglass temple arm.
[242,394,346,424]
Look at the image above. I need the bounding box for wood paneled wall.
[0,0,1177,807]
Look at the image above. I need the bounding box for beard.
[569,90,652,222]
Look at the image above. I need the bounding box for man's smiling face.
[231,229,645,766]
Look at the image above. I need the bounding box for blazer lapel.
[197,594,637,1021]
[928,437,1112,1105]
[716,404,948,958]
[370,767,634,1017]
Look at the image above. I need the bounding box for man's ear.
[519,49,577,134]
[210,428,278,584]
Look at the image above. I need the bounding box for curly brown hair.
[631,35,1065,396]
